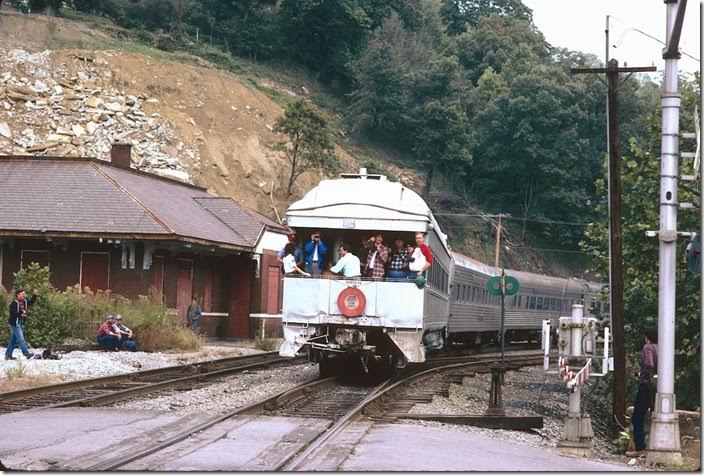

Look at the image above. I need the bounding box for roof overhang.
[0,230,253,252]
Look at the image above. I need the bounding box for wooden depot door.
[266,266,281,314]
[176,259,193,326]
[80,252,109,292]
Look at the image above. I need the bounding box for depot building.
[0,144,289,338]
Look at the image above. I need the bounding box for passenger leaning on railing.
[284,242,311,277]
[409,232,433,278]
[330,243,361,278]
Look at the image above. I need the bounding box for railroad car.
[278,170,604,374]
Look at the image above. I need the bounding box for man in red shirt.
[409,232,433,277]
[97,315,121,351]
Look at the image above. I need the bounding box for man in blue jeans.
[626,327,658,458]
[5,288,38,360]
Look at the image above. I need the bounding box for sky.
[522,0,701,77]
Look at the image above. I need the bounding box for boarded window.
[21,250,49,269]
[80,252,109,292]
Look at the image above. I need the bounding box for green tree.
[439,0,533,35]
[581,75,701,409]
[272,100,340,195]
[348,44,406,135]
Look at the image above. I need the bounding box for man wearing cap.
[113,315,138,352]
[97,315,121,351]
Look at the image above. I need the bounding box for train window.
[549,298,556,311]
[470,287,475,302]
[536,297,543,310]
[512,295,517,307]
[518,295,522,308]
[484,290,488,304]
[462,285,467,302]
[529,296,536,309]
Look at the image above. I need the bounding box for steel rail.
[84,376,338,471]
[1,352,301,414]
[0,351,279,403]
[280,352,543,471]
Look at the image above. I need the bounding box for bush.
[2,265,202,353]
[254,330,278,351]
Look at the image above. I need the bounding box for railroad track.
[29,348,543,471]
[0,351,297,413]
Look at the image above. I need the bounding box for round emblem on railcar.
[337,287,366,317]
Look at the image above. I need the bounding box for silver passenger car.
[279,170,452,368]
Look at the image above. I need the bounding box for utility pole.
[572,60,656,435]
[494,214,504,267]
[647,0,687,466]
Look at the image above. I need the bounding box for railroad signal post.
[485,271,519,416]
[646,0,689,466]
[542,304,612,458]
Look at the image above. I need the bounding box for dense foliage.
[581,75,701,410]
[1,264,201,352]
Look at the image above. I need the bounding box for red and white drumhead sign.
[337,287,366,317]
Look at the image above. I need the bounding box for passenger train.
[278,170,606,374]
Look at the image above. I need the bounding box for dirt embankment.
[0,11,358,219]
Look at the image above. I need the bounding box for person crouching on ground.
[5,288,38,360]
[97,315,121,351]
[113,314,138,352]
[283,242,311,277]
[625,327,658,458]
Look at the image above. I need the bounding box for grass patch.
[0,369,64,392]
[254,331,279,351]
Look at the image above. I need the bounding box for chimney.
[110,143,132,168]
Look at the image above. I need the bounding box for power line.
[609,15,700,62]
[434,213,599,226]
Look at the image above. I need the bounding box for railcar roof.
[451,251,600,293]
[287,176,430,220]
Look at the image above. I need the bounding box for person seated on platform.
[113,314,138,352]
[330,243,361,279]
[283,242,311,277]
[97,315,121,351]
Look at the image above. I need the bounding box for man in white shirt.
[330,243,361,278]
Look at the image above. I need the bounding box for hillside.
[0,10,584,277]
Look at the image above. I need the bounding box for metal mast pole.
[647,0,685,466]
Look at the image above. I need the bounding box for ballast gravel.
[113,363,319,414]
[407,366,640,467]
[0,345,266,381]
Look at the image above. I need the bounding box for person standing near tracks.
[626,327,658,458]
[5,288,38,360]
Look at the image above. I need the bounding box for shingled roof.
[0,156,287,250]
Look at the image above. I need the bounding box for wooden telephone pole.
[572,60,656,434]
